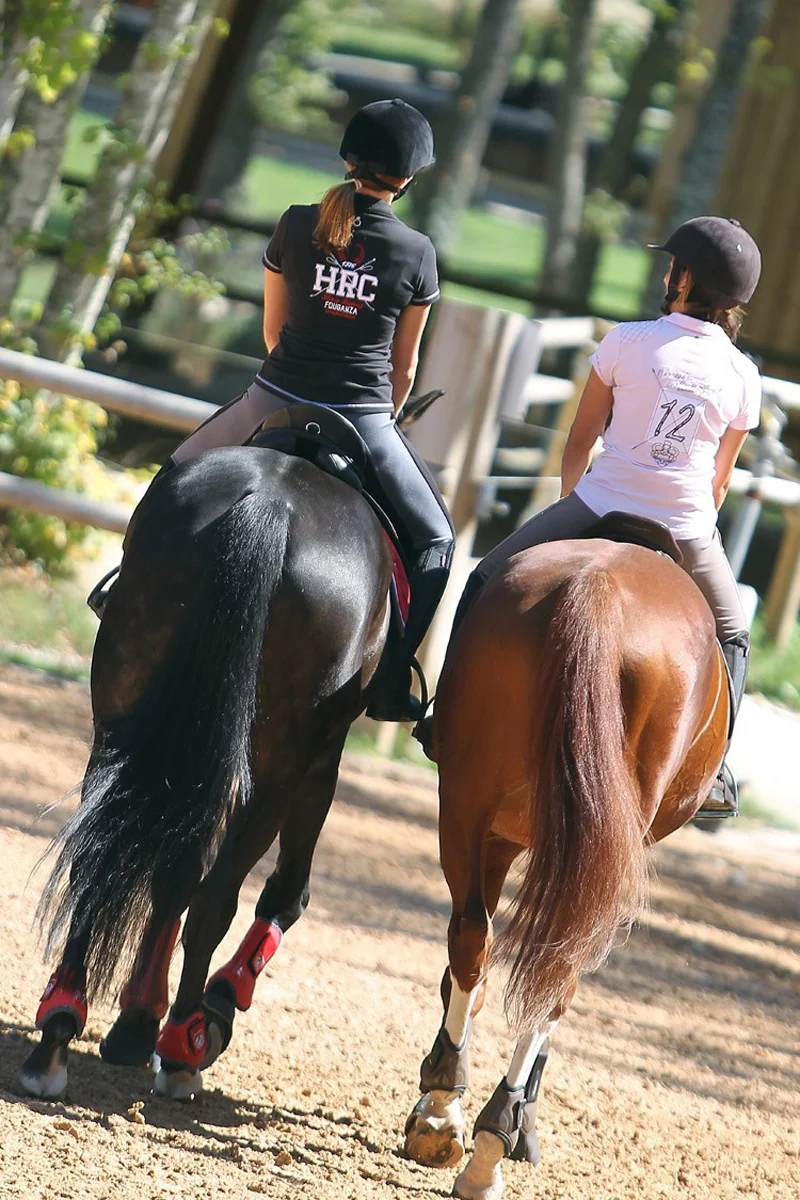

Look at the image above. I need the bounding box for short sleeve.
[410,238,440,306]
[589,323,621,387]
[730,357,762,430]
[263,209,290,274]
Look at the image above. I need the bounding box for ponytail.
[666,262,745,343]
[314,181,358,255]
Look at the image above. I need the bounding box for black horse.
[19,405,414,1101]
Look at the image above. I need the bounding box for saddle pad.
[384,533,410,627]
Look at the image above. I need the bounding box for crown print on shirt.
[310,241,379,319]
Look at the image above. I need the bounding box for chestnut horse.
[404,536,729,1200]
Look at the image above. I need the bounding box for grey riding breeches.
[474,491,748,642]
[172,377,455,556]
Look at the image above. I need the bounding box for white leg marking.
[153,1065,203,1101]
[18,1061,68,1101]
[444,972,480,1046]
[505,1018,558,1089]
[454,1130,505,1200]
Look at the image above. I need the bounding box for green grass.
[0,568,97,662]
[330,22,464,73]
[737,790,800,833]
[62,107,110,181]
[749,613,800,711]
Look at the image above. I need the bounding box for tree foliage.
[250,0,358,135]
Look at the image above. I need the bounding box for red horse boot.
[201,920,282,1066]
[102,920,181,1066]
[154,1008,209,1100]
[18,965,88,1101]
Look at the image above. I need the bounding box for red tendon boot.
[207,919,282,1012]
[36,966,88,1036]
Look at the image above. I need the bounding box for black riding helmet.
[340,99,435,194]
[649,216,761,308]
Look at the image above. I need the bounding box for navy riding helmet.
[340,99,435,189]
[649,216,762,308]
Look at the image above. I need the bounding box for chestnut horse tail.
[498,565,648,1030]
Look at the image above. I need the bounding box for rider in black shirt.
[91,100,454,723]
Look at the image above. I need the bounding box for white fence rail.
[0,346,214,431]
[0,329,798,650]
[0,471,132,534]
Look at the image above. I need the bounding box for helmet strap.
[345,167,413,201]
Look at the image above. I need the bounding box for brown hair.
[313,180,359,255]
[668,262,745,342]
[314,169,410,255]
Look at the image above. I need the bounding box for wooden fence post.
[763,510,800,649]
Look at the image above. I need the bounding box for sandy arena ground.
[0,663,798,1200]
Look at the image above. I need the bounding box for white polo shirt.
[575,312,762,538]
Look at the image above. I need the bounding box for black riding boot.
[86,459,176,619]
[365,539,452,722]
[697,630,749,818]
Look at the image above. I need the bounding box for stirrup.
[365,655,428,723]
[87,565,120,619]
[696,761,738,819]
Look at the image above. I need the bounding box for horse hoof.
[404,1095,465,1169]
[17,1011,76,1102]
[452,1165,504,1200]
[100,1009,161,1067]
[153,1065,203,1101]
[453,1131,505,1200]
[17,1061,68,1101]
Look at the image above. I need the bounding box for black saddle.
[249,402,406,556]
[580,511,683,566]
[249,402,369,492]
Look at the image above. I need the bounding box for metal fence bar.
[0,347,215,432]
[0,471,133,534]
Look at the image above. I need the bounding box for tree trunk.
[0,23,30,144]
[40,0,218,363]
[0,0,111,311]
[541,0,597,304]
[572,0,686,308]
[413,0,524,257]
[194,0,298,203]
[641,0,771,315]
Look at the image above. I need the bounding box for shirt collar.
[661,311,726,338]
[354,193,396,218]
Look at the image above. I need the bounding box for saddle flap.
[582,511,683,566]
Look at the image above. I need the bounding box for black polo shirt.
[258,195,439,411]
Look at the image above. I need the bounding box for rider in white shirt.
[440,216,763,816]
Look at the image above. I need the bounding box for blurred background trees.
[0,0,797,573]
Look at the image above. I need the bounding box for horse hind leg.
[202,738,348,1074]
[404,968,481,1169]
[405,834,519,1170]
[155,735,345,1099]
[153,808,281,1100]
[100,918,181,1067]
[453,985,576,1200]
[18,933,90,1101]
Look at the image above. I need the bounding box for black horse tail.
[39,491,291,1000]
